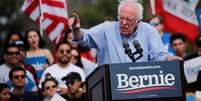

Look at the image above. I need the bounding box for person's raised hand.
[68,13,82,40]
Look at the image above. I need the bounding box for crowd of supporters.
[0,28,98,101]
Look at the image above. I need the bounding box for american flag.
[21,0,68,44]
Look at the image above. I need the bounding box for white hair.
[118,0,144,20]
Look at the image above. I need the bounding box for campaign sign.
[109,61,183,100]
[184,56,201,83]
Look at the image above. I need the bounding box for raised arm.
[69,13,83,41]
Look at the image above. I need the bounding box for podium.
[86,61,186,101]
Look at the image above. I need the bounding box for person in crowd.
[185,34,201,60]
[8,40,39,85]
[24,29,54,81]
[0,83,10,101]
[185,35,201,92]
[170,33,194,93]
[149,15,174,54]
[9,67,40,101]
[39,41,86,94]
[70,48,97,77]
[0,32,24,65]
[61,72,86,101]
[170,33,187,59]
[64,29,97,63]
[63,28,98,76]
[70,0,182,65]
[70,49,84,68]
[0,43,38,92]
[2,32,24,64]
[4,32,24,46]
[41,74,59,101]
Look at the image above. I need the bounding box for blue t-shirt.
[24,56,48,79]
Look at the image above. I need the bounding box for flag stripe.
[21,0,68,44]
[49,23,64,40]
[42,0,65,8]
[42,19,52,30]
[21,0,33,11]
[23,0,38,15]
[43,13,68,23]
[46,21,59,35]
[42,4,68,19]
[30,6,40,21]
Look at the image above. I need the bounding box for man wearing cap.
[61,72,86,101]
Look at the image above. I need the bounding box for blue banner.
[109,61,183,100]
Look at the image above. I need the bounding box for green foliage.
[69,0,118,28]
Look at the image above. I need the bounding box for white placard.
[163,0,199,25]
[184,56,201,83]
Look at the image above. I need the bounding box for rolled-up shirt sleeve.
[72,23,107,51]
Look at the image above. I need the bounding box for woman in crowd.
[24,29,54,81]
[70,49,84,68]
[64,29,97,63]
[64,31,97,76]
[0,83,10,101]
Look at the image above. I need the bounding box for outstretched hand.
[72,13,80,29]
[68,13,82,40]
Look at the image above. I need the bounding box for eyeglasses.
[45,85,57,90]
[59,49,71,54]
[13,75,26,79]
[118,16,138,23]
[6,51,20,56]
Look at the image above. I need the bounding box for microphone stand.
[133,51,143,61]
[124,48,136,62]
[123,40,143,62]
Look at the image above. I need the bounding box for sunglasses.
[6,51,20,56]
[150,22,160,26]
[59,49,71,54]
[45,85,57,90]
[13,75,26,79]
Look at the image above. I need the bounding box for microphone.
[122,40,131,55]
[133,40,143,60]
[122,40,135,62]
[133,40,143,54]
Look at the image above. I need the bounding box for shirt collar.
[120,28,138,40]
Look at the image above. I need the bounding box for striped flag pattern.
[21,0,68,44]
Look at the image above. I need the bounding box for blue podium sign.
[109,61,183,100]
[86,61,185,101]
